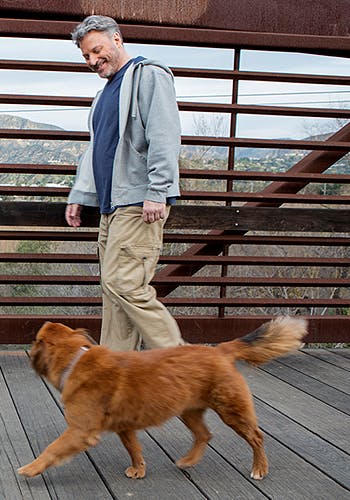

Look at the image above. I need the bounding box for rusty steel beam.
[0,274,349,287]
[2,185,350,205]
[0,0,350,38]
[180,170,350,183]
[0,94,92,107]
[1,163,349,184]
[0,163,76,174]
[0,252,348,267]
[0,315,349,344]
[174,69,350,86]
[1,296,349,308]
[0,229,98,241]
[0,18,349,57]
[2,60,350,87]
[180,191,350,205]
[1,229,349,247]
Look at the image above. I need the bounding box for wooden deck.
[1,348,349,499]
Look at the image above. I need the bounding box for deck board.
[1,349,349,499]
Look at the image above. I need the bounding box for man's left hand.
[142,200,166,224]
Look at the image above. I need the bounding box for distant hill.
[0,114,63,131]
[0,115,87,165]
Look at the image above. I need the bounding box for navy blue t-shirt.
[92,56,176,213]
[92,58,136,213]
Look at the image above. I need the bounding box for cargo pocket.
[114,245,160,294]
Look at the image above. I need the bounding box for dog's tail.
[217,316,307,366]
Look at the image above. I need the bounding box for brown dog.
[18,316,306,480]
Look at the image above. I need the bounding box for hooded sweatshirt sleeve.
[137,65,181,203]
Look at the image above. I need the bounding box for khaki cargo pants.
[98,205,185,351]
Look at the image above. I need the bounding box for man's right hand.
[65,204,82,227]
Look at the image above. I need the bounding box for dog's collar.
[59,346,90,392]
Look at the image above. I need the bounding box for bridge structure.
[0,0,349,344]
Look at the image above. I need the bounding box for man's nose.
[89,55,98,67]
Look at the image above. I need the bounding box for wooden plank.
[148,412,349,500]
[146,418,267,499]
[1,354,114,500]
[1,202,350,233]
[204,410,350,499]
[86,433,207,500]
[330,349,350,360]
[238,361,350,454]
[0,354,50,500]
[302,348,350,370]
[275,351,350,393]
[260,359,350,415]
[253,399,350,492]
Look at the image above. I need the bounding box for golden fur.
[18,316,307,480]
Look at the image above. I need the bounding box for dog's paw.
[125,464,146,479]
[176,457,196,469]
[18,463,41,478]
[250,463,268,480]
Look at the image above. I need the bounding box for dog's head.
[30,322,95,378]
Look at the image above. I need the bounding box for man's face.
[80,30,123,79]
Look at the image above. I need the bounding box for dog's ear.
[74,328,98,345]
[30,338,49,376]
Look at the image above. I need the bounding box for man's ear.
[113,32,122,47]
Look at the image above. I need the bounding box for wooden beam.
[1,202,350,233]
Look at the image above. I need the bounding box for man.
[66,15,185,350]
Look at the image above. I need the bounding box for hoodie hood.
[130,58,175,119]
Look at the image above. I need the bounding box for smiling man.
[65,15,185,351]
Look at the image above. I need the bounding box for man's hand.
[142,200,166,224]
[65,204,82,227]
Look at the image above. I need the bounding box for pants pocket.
[112,245,160,294]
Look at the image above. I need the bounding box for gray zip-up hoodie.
[67,58,181,208]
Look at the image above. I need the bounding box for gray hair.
[71,15,122,47]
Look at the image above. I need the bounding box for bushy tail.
[217,316,307,366]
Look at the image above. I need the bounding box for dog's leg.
[18,427,100,477]
[118,430,146,479]
[176,409,212,468]
[215,399,268,480]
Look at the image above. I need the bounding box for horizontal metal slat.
[0,230,98,241]
[0,163,76,174]
[180,169,350,183]
[180,191,350,205]
[179,102,350,119]
[0,253,348,266]
[1,164,350,184]
[1,230,349,247]
[1,274,347,287]
[0,296,349,307]
[1,128,349,151]
[2,93,350,119]
[1,60,349,85]
[3,186,350,205]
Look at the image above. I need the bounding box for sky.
[0,36,349,139]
